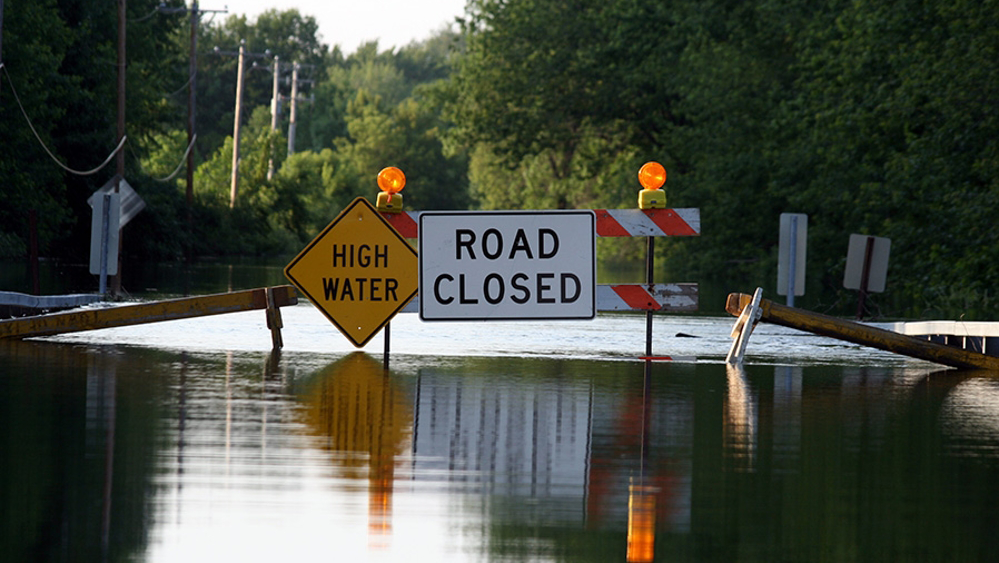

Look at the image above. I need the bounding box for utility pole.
[157,2,226,259]
[286,63,314,155]
[187,1,198,232]
[214,41,270,208]
[1,0,5,99]
[230,40,246,208]
[267,55,280,181]
[287,62,299,155]
[111,0,126,297]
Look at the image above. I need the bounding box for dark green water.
[3,338,998,562]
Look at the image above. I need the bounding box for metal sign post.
[90,192,121,295]
[777,213,807,307]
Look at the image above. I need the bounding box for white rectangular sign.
[843,234,891,292]
[777,213,807,297]
[419,210,596,321]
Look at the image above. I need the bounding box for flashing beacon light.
[637,161,667,210]
[376,166,406,213]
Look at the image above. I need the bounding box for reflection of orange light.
[627,485,657,563]
[369,478,393,549]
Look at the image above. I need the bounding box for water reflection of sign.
[418,210,596,320]
[302,353,412,546]
[284,197,418,347]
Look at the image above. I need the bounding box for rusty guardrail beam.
[0,286,298,346]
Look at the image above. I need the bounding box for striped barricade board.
[382,208,700,239]
[382,207,700,315]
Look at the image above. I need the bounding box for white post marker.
[419,210,596,321]
[726,287,764,365]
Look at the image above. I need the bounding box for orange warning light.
[377,166,406,194]
[638,162,666,190]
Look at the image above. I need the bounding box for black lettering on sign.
[537,273,555,303]
[434,274,454,304]
[456,230,476,260]
[459,274,478,304]
[454,228,560,261]
[322,277,400,301]
[482,228,503,259]
[561,273,581,303]
[484,273,504,304]
[332,244,389,268]
[539,229,559,259]
[511,273,530,304]
[509,229,533,259]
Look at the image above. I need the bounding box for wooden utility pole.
[186,1,198,247]
[267,55,280,180]
[229,40,246,208]
[287,62,299,155]
[111,0,127,297]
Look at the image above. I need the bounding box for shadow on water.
[4,340,999,561]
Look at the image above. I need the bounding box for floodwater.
[4,300,999,563]
[3,259,999,561]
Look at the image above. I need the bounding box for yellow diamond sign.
[284,197,418,347]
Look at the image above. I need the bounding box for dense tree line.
[1,0,996,318]
[445,0,999,318]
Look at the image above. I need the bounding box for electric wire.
[131,133,197,182]
[1,63,126,176]
[129,6,161,23]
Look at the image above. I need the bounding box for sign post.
[777,213,807,307]
[843,234,891,320]
[284,197,418,347]
[90,193,121,295]
[418,210,596,321]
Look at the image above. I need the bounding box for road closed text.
[419,211,596,321]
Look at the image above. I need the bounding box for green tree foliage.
[0,0,186,260]
[447,0,999,318]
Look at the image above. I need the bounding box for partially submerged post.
[725,291,999,371]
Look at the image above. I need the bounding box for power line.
[1,62,126,176]
[130,133,198,183]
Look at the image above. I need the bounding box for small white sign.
[844,234,891,292]
[777,213,807,297]
[88,175,145,228]
[419,211,596,321]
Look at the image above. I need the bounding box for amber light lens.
[377,166,406,193]
[638,161,666,190]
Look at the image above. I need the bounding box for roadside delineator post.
[726,287,764,365]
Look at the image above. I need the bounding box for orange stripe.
[381,212,418,238]
[594,209,630,236]
[611,285,661,310]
